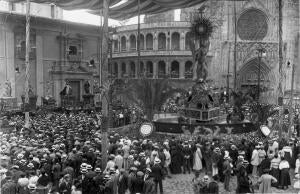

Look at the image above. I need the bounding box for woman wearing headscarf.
[258,169,277,193]
[270,154,281,187]
[192,143,203,174]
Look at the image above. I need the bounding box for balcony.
[112,49,192,58]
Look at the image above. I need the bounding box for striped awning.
[5,0,208,20]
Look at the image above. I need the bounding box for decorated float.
[153,10,256,135]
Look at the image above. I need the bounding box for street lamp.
[256,48,267,102]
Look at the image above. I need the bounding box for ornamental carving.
[236,42,278,68]
[237,9,268,41]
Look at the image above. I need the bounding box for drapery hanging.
[4,0,211,19]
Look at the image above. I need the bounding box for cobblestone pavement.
[162,173,299,194]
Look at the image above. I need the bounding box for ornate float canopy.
[5,0,244,20]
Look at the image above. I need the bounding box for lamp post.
[256,48,266,102]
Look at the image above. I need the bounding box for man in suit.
[151,158,164,194]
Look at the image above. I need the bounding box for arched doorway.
[146,34,153,50]
[121,36,126,51]
[113,62,118,77]
[121,62,126,77]
[171,32,180,50]
[185,61,193,78]
[171,61,180,78]
[130,61,136,77]
[140,62,145,76]
[185,32,192,50]
[237,58,274,101]
[158,61,166,78]
[158,33,166,50]
[129,34,136,50]
[146,61,153,78]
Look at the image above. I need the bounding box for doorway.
[68,80,81,103]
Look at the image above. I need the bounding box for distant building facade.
[112,0,300,104]
[0,3,101,106]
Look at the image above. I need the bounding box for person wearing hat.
[131,171,144,194]
[257,168,277,193]
[118,169,128,194]
[251,145,260,177]
[223,155,232,192]
[115,150,124,171]
[278,155,291,190]
[104,155,116,174]
[270,154,280,188]
[259,154,271,177]
[58,174,72,194]
[150,157,164,194]
[122,141,130,170]
[143,168,156,194]
[211,147,221,176]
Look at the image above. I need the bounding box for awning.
[5,0,208,20]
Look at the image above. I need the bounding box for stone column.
[180,32,185,51]
[179,61,185,79]
[153,61,158,78]
[166,60,170,76]
[154,32,158,50]
[36,32,43,105]
[5,30,16,98]
[135,62,138,78]
[126,62,130,76]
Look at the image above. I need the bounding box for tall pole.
[99,8,103,104]
[101,0,110,170]
[137,0,141,78]
[25,0,31,127]
[288,63,295,137]
[278,0,284,140]
[233,0,237,92]
[257,54,261,102]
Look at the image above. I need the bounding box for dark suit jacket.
[208,181,219,194]
[151,164,163,181]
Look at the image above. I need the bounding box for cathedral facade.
[112,0,300,104]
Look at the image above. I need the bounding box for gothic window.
[129,34,136,50]
[146,34,153,50]
[68,45,78,55]
[171,61,180,78]
[185,32,192,50]
[158,61,166,78]
[121,36,126,51]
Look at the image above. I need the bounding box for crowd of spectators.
[0,111,299,194]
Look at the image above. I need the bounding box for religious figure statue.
[192,39,210,81]
[1,80,12,97]
[60,81,72,96]
[84,80,91,94]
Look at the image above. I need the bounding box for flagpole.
[278,0,284,140]
[233,0,237,92]
[101,0,110,170]
[25,0,31,127]
[137,0,141,78]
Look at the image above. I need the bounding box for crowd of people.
[0,111,299,194]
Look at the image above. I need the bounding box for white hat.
[154,158,161,164]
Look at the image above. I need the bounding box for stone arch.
[121,36,127,51]
[158,61,166,78]
[171,60,180,78]
[121,62,127,76]
[140,61,145,75]
[146,61,153,77]
[185,32,192,50]
[185,61,193,78]
[146,33,153,50]
[139,34,145,50]
[237,58,275,89]
[158,32,167,50]
[130,61,136,77]
[129,34,136,50]
[113,39,119,52]
[113,62,118,76]
[171,32,180,50]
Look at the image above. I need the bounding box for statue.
[60,81,72,96]
[2,80,12,97]
[193,39,210,81]
[84,80,91,94]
